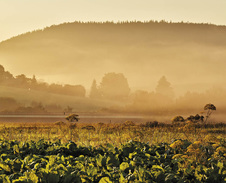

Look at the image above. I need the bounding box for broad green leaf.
[75,162,84,171]
[13,145,20,154]
[12,177,27,183]
[96,154,104,167]
[152,165,164,172]
[120,162,130,171]
[99,177,112,183]
[106,144,116,153]
[87,164,97,176]
[145,153,151,159]
[0,163,11,172]
[29,172,39,183]
[48,156,56,166]
[0,175,10,183]
[61,155,65,162]
[57,164,68,172]
[217,161,224,174]
[130,160,136,167]
[22,171,39,183]
[119,173,127,183]
[155,151,160,158]
[129,152,137,159]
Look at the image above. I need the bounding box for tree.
[0,65,14,84]
[186,114,204,123]
[99,73,130,100]
[0,65,5,81]
[204,103,216,123]
[156,76,174,98]
[63,84,86,97]
[89,79,101,98]
[30,75,37,88]
[15,74,29,87]
[171,115,185,125]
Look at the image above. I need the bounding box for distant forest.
[0,65,85,97]
[2,20,226,44]
[1,63,226,117]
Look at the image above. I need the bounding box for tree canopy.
[0,64,86,97]
[99,73,130,100]
[156,76,174,98]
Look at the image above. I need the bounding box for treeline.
[89,73,130,101]
[0,97,72,114]
[0,65,85,97]
[1,64,226,116]
[2,20,225,48]
[91,74,226,117]
[4,20,225,41]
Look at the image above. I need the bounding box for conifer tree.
[89,79,101,98]
[156,76,174,98]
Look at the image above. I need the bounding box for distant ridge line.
[1,20,225,44]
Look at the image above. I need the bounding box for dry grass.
[0,120,225,147]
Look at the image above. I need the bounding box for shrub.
[171,116,185,125]
[65,114,79,122]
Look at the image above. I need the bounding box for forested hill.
[2,21,226,46]
[1,21,226,91]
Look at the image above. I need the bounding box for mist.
[0,21,226,122]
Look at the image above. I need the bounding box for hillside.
[1,21,226,93]
[0,85,124,113]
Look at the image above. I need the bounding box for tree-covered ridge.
[0,65,85,97]
[1,20,226,45]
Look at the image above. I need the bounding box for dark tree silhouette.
[0,65,5,83]
[65,114,79,122]
[204,103,216,123]
[171,115,185,124]
[0,65,15,84]
[0,64,86,97]
[187,114,204,123]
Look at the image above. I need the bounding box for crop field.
[0,120,225,182]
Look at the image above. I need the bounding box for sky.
[0,0,226,42]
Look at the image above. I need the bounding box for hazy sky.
[0,0,226,42]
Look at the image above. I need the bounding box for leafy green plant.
[0,139,225,182]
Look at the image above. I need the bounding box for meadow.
[0,119,225,182]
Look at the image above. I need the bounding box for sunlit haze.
[0,0,226,119]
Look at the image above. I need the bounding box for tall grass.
[0,121,225,146]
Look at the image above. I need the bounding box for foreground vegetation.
[0,137,225,182]
[0,120,225,182]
